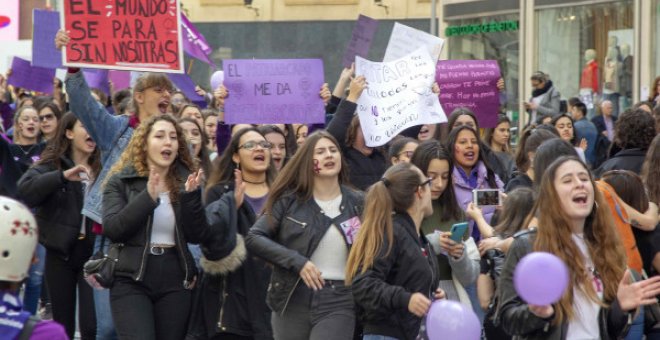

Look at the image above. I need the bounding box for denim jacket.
[65,71,133,223]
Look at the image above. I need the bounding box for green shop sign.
[445,20,519,37]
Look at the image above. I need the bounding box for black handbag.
[83,236,122,288]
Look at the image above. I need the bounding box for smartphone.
[449,222,469,243]
[473,189,501,207]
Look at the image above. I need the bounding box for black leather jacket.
[17,156,94,258]
[102,164,208,287]
[496,229,632,340]
[245,185,364,314]
[351,213,439,340]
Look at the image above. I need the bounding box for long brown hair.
[107,115,195,203]
[641,134,660,204]
[345,162,425,285]
[529,156,625,324]
[263,131,349,215]
[482,115,511,153]
[38,112,100,180]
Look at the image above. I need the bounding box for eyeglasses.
[419,177,433,188]
[397,151,414,159]
[39,113,55,122]
[238,140,272,150]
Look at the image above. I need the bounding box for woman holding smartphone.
[346,162,445,340]
[497,156,660,339]
[102,115,207,339]
[246,131,363,340]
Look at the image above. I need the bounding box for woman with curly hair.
[497,156,660,339]
[102,115,208,339]
[595,108,657,177]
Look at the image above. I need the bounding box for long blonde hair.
[345,163,424,285]
[531,156,626,324]
[107,115,195,203]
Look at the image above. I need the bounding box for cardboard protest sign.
[32,9,63,69]
[222,59,325,124]
[384,23,444,62]
[168,73,205,104]
[61,0,184,73]
[342,15,378,68]
[83,69,110,95]
[355,48,446,147]
[7,57,55,93]
[108,70,131,90]
[436,60,501,128]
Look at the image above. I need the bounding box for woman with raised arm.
[102,115,207,339]
[246,131,363,340]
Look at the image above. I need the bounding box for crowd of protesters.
[0,29,660,340]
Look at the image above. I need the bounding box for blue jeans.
[93,237,117,340]
[363,335,399,340]
[23,243,46,314]
[624,305,644,340]
[464,283,485,324]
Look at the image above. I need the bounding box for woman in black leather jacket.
[102,115,208,340]
[246,131,364,340]
[18,112,100,339]
[346,162,445,340]
[496,156,660,340]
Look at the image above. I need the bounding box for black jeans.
[110,250,192,340]
[45,237,96,340]
[271,280,355,340]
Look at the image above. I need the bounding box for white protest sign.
[383,22,444,62]
[355,47,447,147]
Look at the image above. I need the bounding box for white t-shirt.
[310,195,347,280]
[566,233,603,340]
[150,192,176,246]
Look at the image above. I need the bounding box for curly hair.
[614,109,656,150]
[107,115,195,203]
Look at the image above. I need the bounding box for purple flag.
[223,59,325,124]
[342,15,378,68]
[181,14,215,67]
[436,60,502,128]
[7,57,55,93]
[83,69,110,96]
[108,70,131,91]
[168,73,205,104]
[32,9,63,69]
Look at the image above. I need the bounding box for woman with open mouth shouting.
[189,126,277,340]
[17,112,100,340]
[246,131,364,340]
[102,115,207,340]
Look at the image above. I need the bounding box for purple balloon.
[514,252,569,305]
[426,300,480,340]
[210,71,224,91]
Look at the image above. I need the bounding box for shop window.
[536,1,633,117]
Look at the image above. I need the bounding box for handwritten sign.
[383,22,444,62]
[61,0,184,73]
[342,15,378,68]
[355,48,446,147]
[32,9,63,69]
[436,60,501,128]
[0,0,19,41]
[7,57,55,93]
[222,59,325,124]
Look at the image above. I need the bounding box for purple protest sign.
[223,59,325,124]
[83,69,110,96]
[7,57,55,93]
[342,15,378,68]
[32,9,62,69]
[108,70,131,91]
[168,73,205,104]
[436,60,501,128]
[181,13,214,67]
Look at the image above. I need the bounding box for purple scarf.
[0,291,31,339]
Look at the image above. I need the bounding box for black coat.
[351,213,439,340]
[496,229,632,340]
[102,164,207,286]
[326,99,386,191]
[594,148,647,178]
[245,185,364,314]
[187,187,273,340]
[17,156,94,258]
[591,115,617,139]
